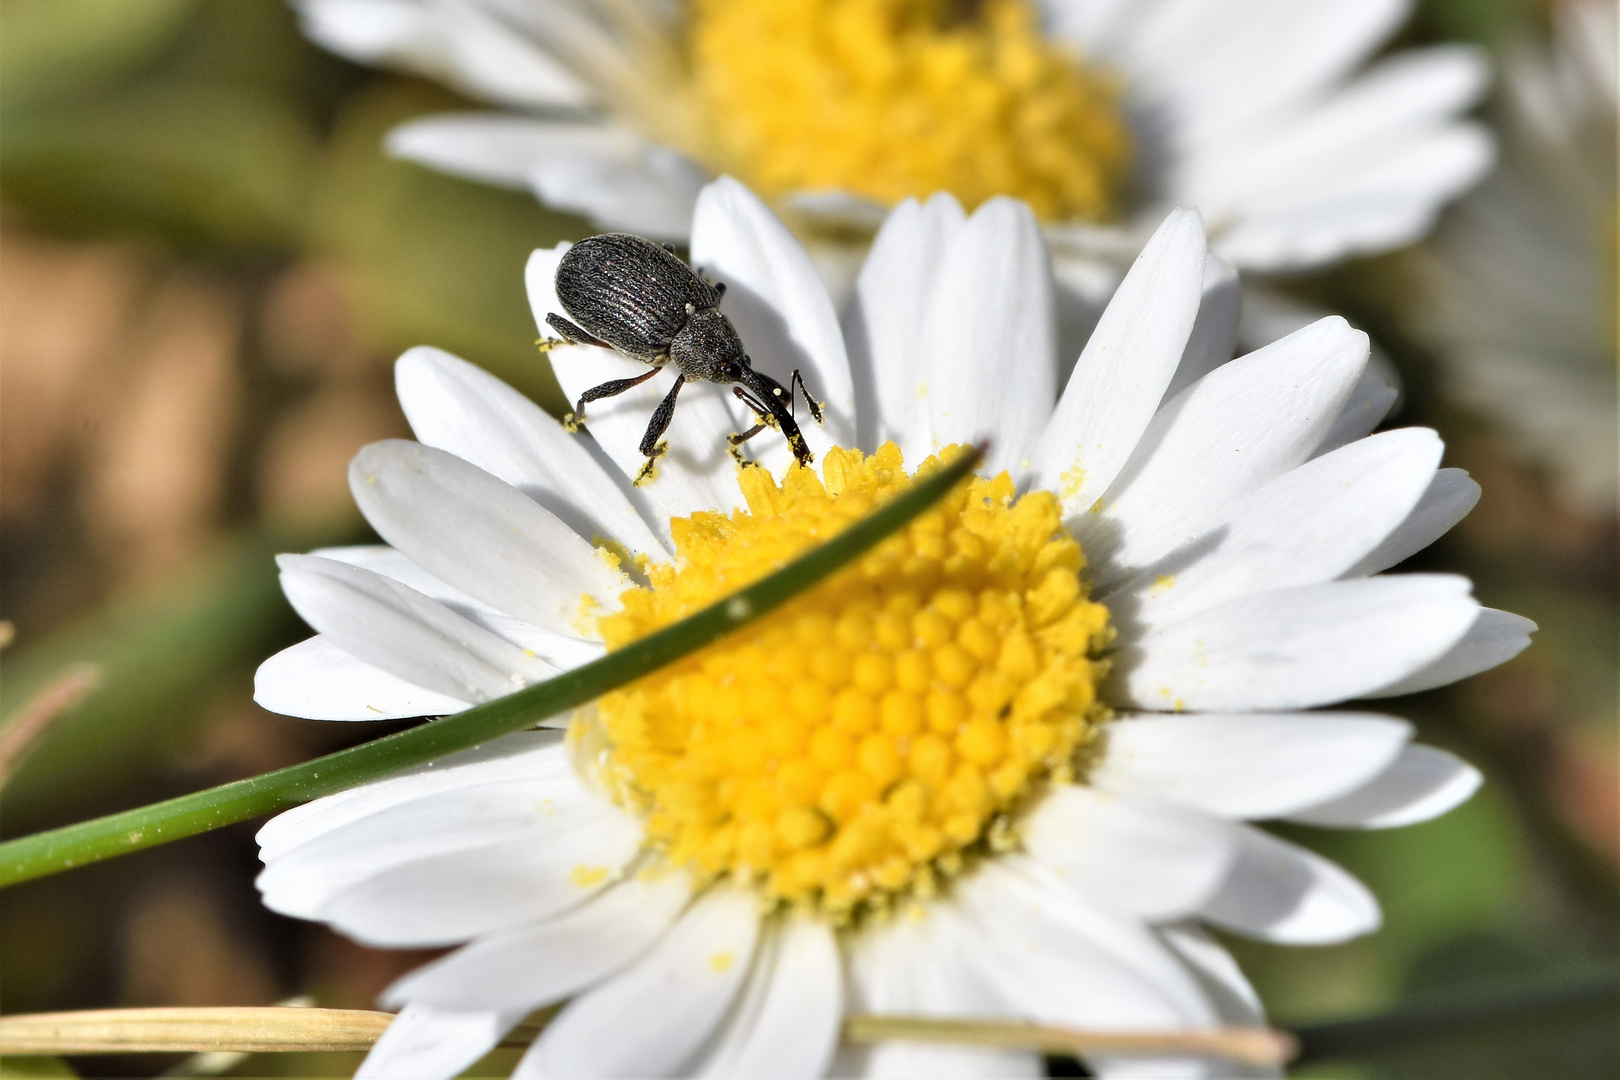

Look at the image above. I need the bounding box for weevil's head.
[670,306,748,383]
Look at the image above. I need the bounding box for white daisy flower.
[1410,0,1617,514]
[254,179,1528,1079]
[291,0,1495,290]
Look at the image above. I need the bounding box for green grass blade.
[0,446,982,889]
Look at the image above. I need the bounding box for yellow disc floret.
[589,443,1112,917]
[688,0,1133,223]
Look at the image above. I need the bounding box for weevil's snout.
[669,307,747,383]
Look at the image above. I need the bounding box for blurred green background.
[0,1,1614,1077]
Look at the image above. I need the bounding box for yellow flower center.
[588,444,1112,917]
[687,0,1133,222]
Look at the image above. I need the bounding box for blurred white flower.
[1412,0,1617,513]
[293,0,1494,288]
[253,180,1523,1079]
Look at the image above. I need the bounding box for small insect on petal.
[542,233,822,476]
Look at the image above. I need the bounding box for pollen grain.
[589,443,1112,917]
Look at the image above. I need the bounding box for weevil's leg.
[726,421,767,465]
[727,388,771,462]
[731,386,777,429]
[635,374,686,485]
[540,312,611,353]
[790,369,825,424]
[564,367,661,431]
[728,423,767,446]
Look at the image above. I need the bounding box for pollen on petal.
[570,864,610,888]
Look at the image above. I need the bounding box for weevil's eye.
[720,362,743,381]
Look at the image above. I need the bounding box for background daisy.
[291,0,1495,295]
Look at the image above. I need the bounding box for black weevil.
[540,233,824,483]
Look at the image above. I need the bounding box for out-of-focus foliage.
[0,532,301,829]
[2,86,317,250]
[307,80,577,408]
[0,0,1613,1077]
[0,0,203,107]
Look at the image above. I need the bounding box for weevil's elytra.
[542,233,824,483]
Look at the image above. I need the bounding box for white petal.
[1022,785,1238,921]
[308,544,606,671]
[517,886,761,1078]
[1114,427,1444,629]
[1156,923,1265,1027]
[1108,0,1260,102]
[309,544,489,611]
[423,1,589,109]
[1182,46,1492,217]
[259,775,594,906]
[1081,317,1368,588]
[382,871,693,1012]
[316,802,644,947]
[1158,0,1410,146]
[1365,607,1534,697]
[1041,0,1140,54]
[1032,209,1207,510]
[530,145,708,242]
[687,913,842,1079]
[1286,744,1482,829]
[254,635,471,721]
[1346,468,1480,576]
[526,246,745,521]
[1312,357,1401,458]
[847,899,1040,1079]
[258,763,598,921]
[386,114,627,190]
[1112,574,1481,711]
[1160,253,1240,404]
[1199,825,1381,944]
[690,177,856,468]
[1088,712,1412,820]
[959,859,1218,1029]
[1088,1053,1219,1080]
[1212,125,1496,272]
[355,1003,523,1080]
[919,198,1056,476]
[396,346,668,561]
[276,554,558,705]
[349,440,626,636]
[295,0,588,109]
[256,733,563,860]
[293,0,430,65]
[846,194,966,450]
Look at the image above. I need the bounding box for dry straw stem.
[0,663,104,786]
[0,1007,1296,1066]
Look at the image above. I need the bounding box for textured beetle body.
[544,233,822,481]
[554,233,731,369]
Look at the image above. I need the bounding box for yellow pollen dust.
[688,0,1132,223]
[589,443,1112,917]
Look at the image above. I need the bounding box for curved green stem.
[0,446,983,888]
